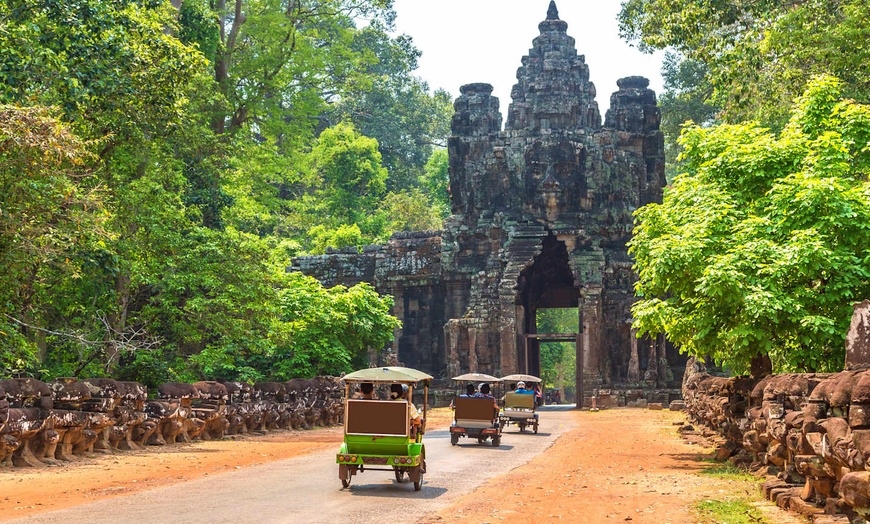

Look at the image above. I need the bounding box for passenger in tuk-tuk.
[449,384,476,409]
[390,383,423,437]
[474,383,499,418]
[514,381,534,394]
[533,383,544,406]
[354,382,378,400]
[474,383,494,398]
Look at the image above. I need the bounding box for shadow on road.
[502,431,552,437]
[344,483,449,499]
[449,442,516,450]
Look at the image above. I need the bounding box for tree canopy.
[0,0,450,385]
[629,76,870,374]
[619,0,870,129]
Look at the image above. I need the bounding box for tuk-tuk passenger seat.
[454,397,499,428]
[504,392,536,417]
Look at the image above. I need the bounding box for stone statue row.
[0,376,344,468]
[683,369,870,521]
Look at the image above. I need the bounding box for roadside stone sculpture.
[0,374,345,470]
[682,303,870,521]
[192,381,229,440]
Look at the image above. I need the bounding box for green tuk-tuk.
[336,366,432,491]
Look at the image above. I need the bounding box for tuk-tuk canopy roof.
[451,372,501,382]
[500,373,542,383]
[343,366,433,384]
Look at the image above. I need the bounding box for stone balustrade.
[683,369,870,522]
[0,376,344,469]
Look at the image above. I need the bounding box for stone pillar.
[846,300,870,370]
[444,320,462,378]
[644,333,658,382]
[499,308,519,376]
[628,327,640,382]
[581,287,603,380]
[657,333,672,385]
[467,327,479,373]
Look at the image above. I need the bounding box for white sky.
[391,0,664,117]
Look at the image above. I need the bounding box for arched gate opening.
[516,234,583,405]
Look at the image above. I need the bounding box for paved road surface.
[6,407,577,524]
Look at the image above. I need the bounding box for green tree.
[421,148,450,215]
[270,273,401,378]
[658,52,719,182]
[629,76,870,375]
[0,0,418,384]
[330,21,453,192]
[0,0,219,376]
[204,0,393,140]
[309,122,388,232]
[376,189,444,234]
[618,0,870,128]
[0,105,106,374]
[0,0,207,144]
[309,223,364,255]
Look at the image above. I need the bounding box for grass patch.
[698,461,760,482]
[696,498,768,524]
[694,461,773,523]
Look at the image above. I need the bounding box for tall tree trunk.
[105,272,131,374]
[211,0,245,134]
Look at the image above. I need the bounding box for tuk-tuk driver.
[390,383,423,437]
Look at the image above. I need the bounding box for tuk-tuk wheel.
[492,435,500,447]
[413,461,425,491]
[450,434,459,446]
[534,422,539,434]
[394,468,406,483]
[411,450,426,491]
[477,436,486,444]
[339,464,352,488]
[518,422,526,432]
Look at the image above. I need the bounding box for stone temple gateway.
[293,2,681,404]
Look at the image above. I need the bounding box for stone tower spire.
[293,4,671,395]
[547,1,559,20]
[506,2,601,132]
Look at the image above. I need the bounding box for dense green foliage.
[630,77,870,374]
[619,0,870,129]
[0,0,449,385]
[621,0,870,373]
[658,52,719,182]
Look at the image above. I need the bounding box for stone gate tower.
[293,2,671,400]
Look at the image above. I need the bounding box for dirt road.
[0,407,801,524]
[2,407,574,524]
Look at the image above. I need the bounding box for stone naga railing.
[0,377,343,468]
[683,369,870,521]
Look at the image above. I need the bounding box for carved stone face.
[523,140,587,221]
